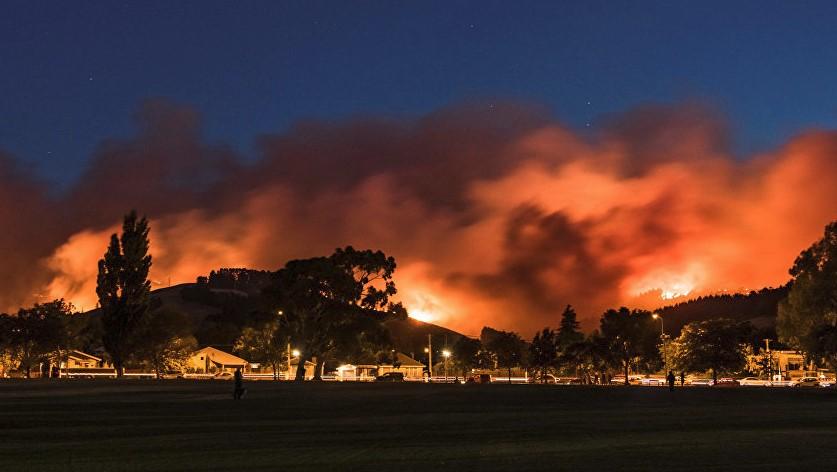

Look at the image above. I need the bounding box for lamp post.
[442,350,451,382]
[652,313,668,374]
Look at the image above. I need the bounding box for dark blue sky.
[3,1,837,183]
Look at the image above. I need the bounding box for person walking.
[679,371,685,387]
[233,367,246,400]
[667,370,676,392]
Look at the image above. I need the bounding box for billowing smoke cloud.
[2,99,837,335]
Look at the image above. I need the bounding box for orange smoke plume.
[2,100,836,335]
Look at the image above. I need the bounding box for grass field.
[2,380,837,471]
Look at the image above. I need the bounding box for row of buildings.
[53,346,427,380]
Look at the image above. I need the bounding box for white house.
[187,347,249,374]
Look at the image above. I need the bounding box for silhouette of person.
[667,370,676,392]
[233,368,246,400]
[679,371,685,387]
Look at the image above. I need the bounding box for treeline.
[656,285,791,335]
[4,212,837,384]
[441,306,762,385]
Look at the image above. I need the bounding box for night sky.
[4,2,837,331]
[4,1,837,184]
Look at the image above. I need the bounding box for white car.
[689,378,715,386]
[640,377,666,386]
[738,377,771,387]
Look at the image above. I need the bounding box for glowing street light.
[442,349,451,382]
[292,349,300,358]
[653,313,669,375]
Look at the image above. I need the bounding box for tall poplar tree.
[556,305,584,351]
[97,211,152,377]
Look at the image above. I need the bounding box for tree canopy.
[482,327,526,383]
[266,246,406,380]
[135,308,197,378]
[529,328,559,382]
[4,300,74,378]
[598,307,661,384]
[97,210,152,377]
[556,305,584,350]
[778,221,837,361]
[671,318,752,382]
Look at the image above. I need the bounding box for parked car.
[715,378,739,387]
[375,372,405,382]
[611,375,643,385]
[528,374,558,384]
[738,377,771,387]
[465,374,492,384]
[795,377,820,387]
[213,372,234,380]
[689,378,715,387]
[640,377,666,386]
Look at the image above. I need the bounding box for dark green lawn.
[1,380,836,471]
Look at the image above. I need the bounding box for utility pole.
[428,334,433,379]
[763,339,772,379]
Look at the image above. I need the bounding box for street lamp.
[652,313,669,375]
[442,350,451,381]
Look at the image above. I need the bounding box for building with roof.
[57,350,115,378]
[335,352,425,381]
[187,347,249,374]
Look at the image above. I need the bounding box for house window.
[200,357,204,360]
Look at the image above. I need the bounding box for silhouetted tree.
[97,211,152,377]
[451,336,485,377]
[778,221,837,361]
[234,315,288,380]
[599,307,660,385]
[135,308,197,378]
[483,328,526,384]
[671,318,752,383]
[806,324,837,374]
[7,300,73,378]
[561,333,611,384]
[266,246,406,381]
[556,305,584,351]
[529,328,559,382]
[0,314,13,376]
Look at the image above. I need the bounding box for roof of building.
[68,350,102,362]
[395,352,424,367]
[340,352,424,369]
[192,346,248,366]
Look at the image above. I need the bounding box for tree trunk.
[294,357,307,381]
[114,359,124,378]
[272,362,278,381]
[624,359,629,386]
[712,368,717,385]
[313,358,324,381]
[508,366,512,384]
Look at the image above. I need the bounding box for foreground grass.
[1,380,837,471]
